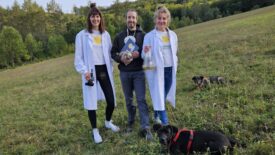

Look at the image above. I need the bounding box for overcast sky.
[0,0,135,13]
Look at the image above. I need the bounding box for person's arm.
[133,32,145,59]
[141,33,150,59]
[111,35,122,63]
[74,33,88,75]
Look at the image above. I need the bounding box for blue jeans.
[120,71,150,129]
[154,67,172,125]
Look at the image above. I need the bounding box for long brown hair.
[87,3,105,34]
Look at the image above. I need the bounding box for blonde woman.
[142,6,178,125]
[74,3,119,144]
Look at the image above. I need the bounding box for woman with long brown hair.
[74,3,119,144]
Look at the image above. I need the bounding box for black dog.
[153,124,236,155]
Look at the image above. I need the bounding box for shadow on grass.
[264,49,275,56]
[181,86,197,92]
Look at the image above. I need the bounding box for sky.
[0,0,135,13]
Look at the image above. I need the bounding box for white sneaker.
[154,117,162,124]
[105,120,120,132]
[92,128,102,144]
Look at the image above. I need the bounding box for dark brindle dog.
[192,76,226,89]
[153,124,236,155]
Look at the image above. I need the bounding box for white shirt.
[157,30,173,67]
[91,30,105,65]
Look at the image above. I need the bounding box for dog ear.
[167,125,178,134]
[153,123,163,132]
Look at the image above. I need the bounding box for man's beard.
[127,22,136,30]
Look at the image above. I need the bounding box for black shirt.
[111,26,145,72]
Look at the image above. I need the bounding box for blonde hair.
[154,5,171,24]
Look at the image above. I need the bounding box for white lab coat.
[142,28,178,111]
[74,29,116,110]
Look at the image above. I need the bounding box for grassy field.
[1,5,275,155]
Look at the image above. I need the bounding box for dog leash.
[167,104,179,124]
[173,129,194,155]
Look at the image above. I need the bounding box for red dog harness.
[173,129,194,155]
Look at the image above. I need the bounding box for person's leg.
[157,111,169,125]
[159,67,173,125]
[88,110,97,129]
[153,111,161,124]
[95,65,119,132]
[120,71,136,126]
[154,111,158,119]
[88,110,102,143]
[133,71,150,129]
[95,65,115,121]
[164,67,173,98]
[133,71,153,140]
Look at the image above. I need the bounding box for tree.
[46,0,67,36]
[22,0,37,11]
[170,17,185,29]
[6,0,48,41]
[0,26,29,67]
[104,13,118,38]
[73,5,90,16]
[25,33,43,61]
[47,34,67,57]
[46,0,62,14]
[8,1,23,33]
[0,7,8,30]
[63,14,85,44]
[139,9,154,32]
[182,16,194,26]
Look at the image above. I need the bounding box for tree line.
[0,0,274,69]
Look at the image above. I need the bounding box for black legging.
[88,65,115,129]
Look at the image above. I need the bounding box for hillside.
[0,5,274,154]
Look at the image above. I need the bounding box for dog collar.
[173,129,194,155]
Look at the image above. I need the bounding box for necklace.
[127,28,136,37]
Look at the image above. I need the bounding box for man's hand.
[121,53,132,65]
[124,59,132,65]
[132,51,139,58]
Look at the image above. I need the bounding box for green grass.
[1,5,275,154]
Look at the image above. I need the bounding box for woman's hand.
[143,46,151,53]
[85,72,91,80]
